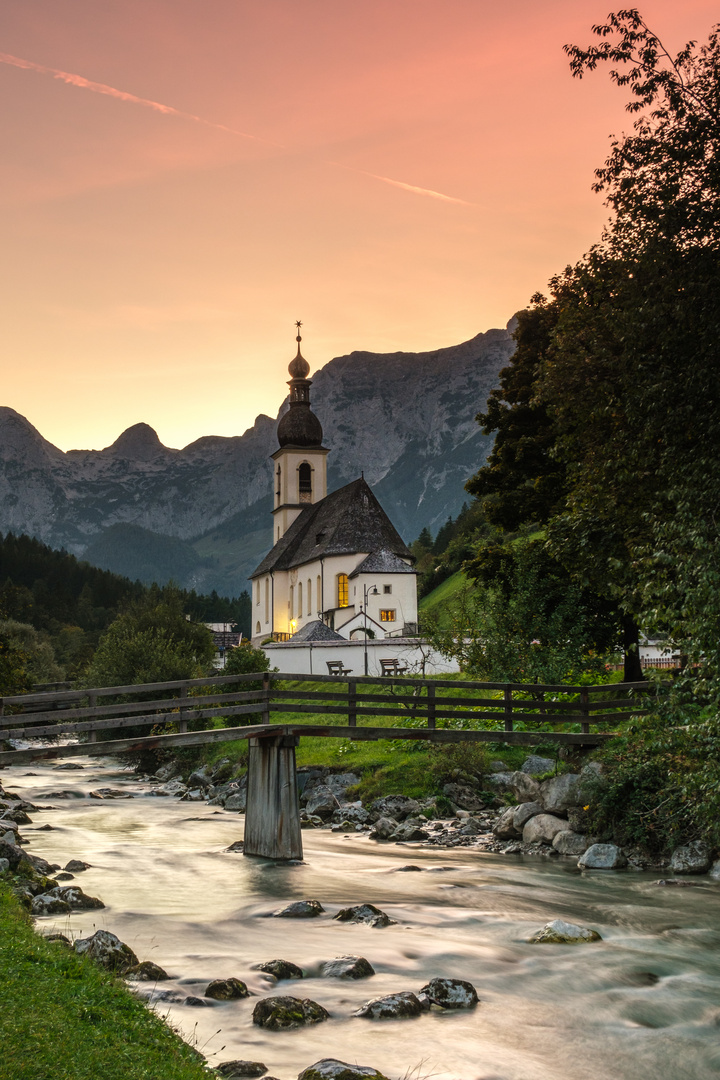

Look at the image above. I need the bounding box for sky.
[2,0,717,451]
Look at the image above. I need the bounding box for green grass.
[418,570,468,628]
[0,886,211,1080]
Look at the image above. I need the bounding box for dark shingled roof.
[349,548,417,578]
[250,477,413,577]
[289,620,344,642]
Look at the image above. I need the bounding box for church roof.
[250,477,413,577]
[349,548,417,578]
[289,620,345,642]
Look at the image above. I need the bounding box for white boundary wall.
[261,638,458,677]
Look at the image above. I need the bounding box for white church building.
[250,328,419,648]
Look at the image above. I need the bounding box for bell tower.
[271,323,329,542]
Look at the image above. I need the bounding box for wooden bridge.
[0,672,653,861]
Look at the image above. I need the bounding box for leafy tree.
[85,587,215,688]
[223,641,271,679]
[0,620,64,685]
[0,632,31,696]
[466,301,566,531]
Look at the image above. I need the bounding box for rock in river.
[334,904,396,927]
[74,929,139,973]
[31,893,72,916]
[578,843,628,870]
[669,841,712,875]
[126,961,170,981]
[369,817,398,840]
[216,1062,268,1078]
[552,830,592,856]
[255,959,304,980]
[320,955,375,979]
[522,814,568,845]
[419,977,478,1009]
[205,977,250,1000]
[64,860,91,872]
[252,995,329,1029]
[528,919,602,944]
[354,991,424,1019]
[298,1061,390,1080]
[273,899,325,918]
[50,886,104,910]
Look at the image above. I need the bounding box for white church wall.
[261,638,459,677]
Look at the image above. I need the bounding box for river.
[5,755,720,1080]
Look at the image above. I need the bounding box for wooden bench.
[326,660,352,676]
[380,659,408,677]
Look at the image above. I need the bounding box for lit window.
[383,584,392,594]
[380,609,396,622]
[337,573,349,608]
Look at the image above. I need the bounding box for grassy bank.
[0,885,210,1080]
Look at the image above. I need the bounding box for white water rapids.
[4,755,720,1080]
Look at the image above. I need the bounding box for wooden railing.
[0,672,656,764]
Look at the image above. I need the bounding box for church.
[250,328,418,645]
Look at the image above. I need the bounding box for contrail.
[0,51,279,146]
[331,162,474,206]
[0,51,470,206]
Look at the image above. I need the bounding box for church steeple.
[271,323,329,543]
[277,322,323,448]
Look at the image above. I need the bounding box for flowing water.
[5,756,720,1080]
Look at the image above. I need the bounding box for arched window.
[298,462,312,503]
[307,578,312,615]
[276,464,281,499]
[265,578,270,623]
[317,574,322,614]
[255,621,261,635]
[289,585,294,620]
[255,580,260,606]
[298,581,303,619]
[337,573,349,608]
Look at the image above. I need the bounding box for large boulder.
[493,807,521,841]
[255,959,304,980]
[215,1062,267,1078]
[324,773,361,797]
[369,817,398,840]
[225,791,247,812]
[74,930,139,973]
[522,814,568,845]
[419,978,478,1009]
[540,774,582,815]
[369,796,420,822]
[389,821,429,842]
[441,783,485,813]
[354,992,424,1019]
[334,904,396,927]
[669,841,712,875]
[273,900,325,918]
[578,843,627,870]
[50,886,104,910]
[513,802,543,832]
[528,919,602,944]
[31,893,72,915]
[298,1061,390,1080]
[0,839,23,871]
[488,771,541,803]
[305,785,339,820]
[521,755,555,776]
[252,996,329,1030]
[125,961,169,981]
[205,977,250,1000]
[552,831,592,856]
[332,805,368,826]
[187,766,213,790]
[320,955,375,979]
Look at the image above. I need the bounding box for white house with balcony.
[250,329,419,646]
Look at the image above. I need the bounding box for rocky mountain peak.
[105,423,171,460]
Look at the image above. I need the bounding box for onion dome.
[277,322,324,448]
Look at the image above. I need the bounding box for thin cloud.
[1,51,471,207]
[0,51,278,146]
[332,161,474,206]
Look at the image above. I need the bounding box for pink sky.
[2,0,717,450]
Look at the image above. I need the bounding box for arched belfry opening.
[298,462,312,503]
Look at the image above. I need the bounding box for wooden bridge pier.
[243,733,303,860]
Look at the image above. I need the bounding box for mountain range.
[0,324,515,594]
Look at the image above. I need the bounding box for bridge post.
[243,734,303,861]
